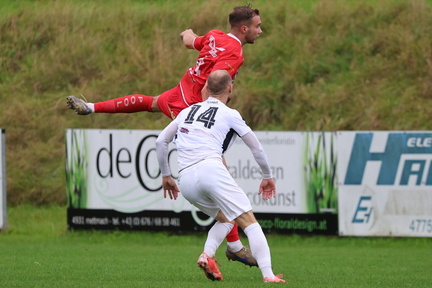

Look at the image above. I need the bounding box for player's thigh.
[198,162,252,221]
[235,210,258,230]
[178,166,220,219]
[157,86,186,118]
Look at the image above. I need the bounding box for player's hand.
[258,178,276,200]
[180,29,198,39]
[180,29,198,49]
[162,176,180,200]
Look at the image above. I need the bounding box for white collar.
[227,33,242,45]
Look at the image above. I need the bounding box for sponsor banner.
[65,129,338,234]
[257,213,338,235]
[338,132,432,237]
[68,208,210,232]
[67,208,338,235]
[66,129,189,213]
[224,131,338,215]
[0,129,6,230]
[225,131,304,214]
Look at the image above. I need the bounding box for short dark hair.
[229,5,260,28]
[208,70,232,95]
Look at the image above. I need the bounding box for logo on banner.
[351,186,378,232]
[352,196,373,223]
[344,133,432,186]
[95,133,178,192]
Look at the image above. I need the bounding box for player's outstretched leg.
[66,94,154,114]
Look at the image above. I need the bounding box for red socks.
[94,94,153,113]
[226,222,240,242]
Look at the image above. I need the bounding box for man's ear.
[201,82,210,101]
[228,83,233,94]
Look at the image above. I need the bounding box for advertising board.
[65,129,338,235]
[338,132,432,237]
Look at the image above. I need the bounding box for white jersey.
[156,96,272,179]
[173,97,251,171]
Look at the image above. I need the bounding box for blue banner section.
[345,132,432,185]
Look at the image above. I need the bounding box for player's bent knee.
[235,211,257,230]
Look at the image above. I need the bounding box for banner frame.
[0,129,6,230]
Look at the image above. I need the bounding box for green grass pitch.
[1,205,431,287]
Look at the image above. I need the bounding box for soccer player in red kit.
[66,5,262,267]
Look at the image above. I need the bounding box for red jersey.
[95,30,245,119]
[189,30,244,85]
[158,30,244,118]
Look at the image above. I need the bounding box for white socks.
[87,103,95,112]
[202,221,276,280]
[244,222,275,279]
[227,239,243,252]
[203,222,234,257]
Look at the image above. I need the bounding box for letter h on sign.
[344,133,432,185]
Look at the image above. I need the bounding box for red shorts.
[157,73,204,119]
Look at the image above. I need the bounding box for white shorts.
[178,158,252,221]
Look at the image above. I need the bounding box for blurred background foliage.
[1,0,431,205]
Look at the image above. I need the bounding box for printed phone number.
[71,216,181,227]
[409,219,432,233]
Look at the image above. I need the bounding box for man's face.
[244,15,262,44]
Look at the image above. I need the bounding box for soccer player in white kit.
[156,70,285,283]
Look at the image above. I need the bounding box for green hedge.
[1,0,431,204]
